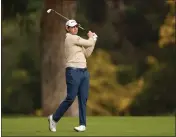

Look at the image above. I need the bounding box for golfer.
[48,19,97,132]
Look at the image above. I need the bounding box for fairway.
[2,116,175,136]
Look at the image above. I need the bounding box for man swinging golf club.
[48,19,98,132]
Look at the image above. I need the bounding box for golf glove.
[93,33,98,41]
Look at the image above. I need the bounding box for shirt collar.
[66,33,78,37]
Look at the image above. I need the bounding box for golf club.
[47,9,85,31]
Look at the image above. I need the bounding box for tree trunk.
[40,0,78,116]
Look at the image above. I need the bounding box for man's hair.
[65,26,70,32]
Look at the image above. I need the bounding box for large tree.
[40,0,78,116]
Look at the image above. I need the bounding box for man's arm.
[72,35,95,47]
[82,34,97,58]
[82,45,95,58]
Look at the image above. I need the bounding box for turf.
[2,116,175,136]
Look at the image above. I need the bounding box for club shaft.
[49,9,85,31]
[51,9,69,21]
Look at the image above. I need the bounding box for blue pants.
[53,67,89,126]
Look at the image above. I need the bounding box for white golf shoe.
[74,125,86,132]
[48,115,56,132]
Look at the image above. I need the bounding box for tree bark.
[40,0,78,116]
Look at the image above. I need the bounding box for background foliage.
[2,0,176,116]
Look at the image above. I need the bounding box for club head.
[47,9,52,13]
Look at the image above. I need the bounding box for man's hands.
[87,31,98,41]
[87,31,94,37]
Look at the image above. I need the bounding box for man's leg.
[74,70,89,131]
[52,68,81,122]
[48,68,81,132]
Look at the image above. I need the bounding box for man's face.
[67,25,78,35]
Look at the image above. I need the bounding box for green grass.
[2,116,175,136]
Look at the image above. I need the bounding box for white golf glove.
[92,33,98,41]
